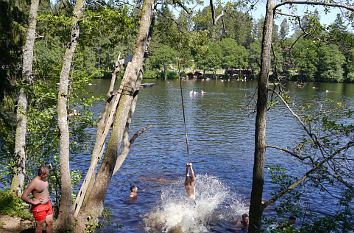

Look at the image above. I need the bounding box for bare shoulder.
[27,176,42,189]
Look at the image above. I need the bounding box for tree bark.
[10,0,39,197]
[56,0,84,229]
[73,54,121,218]
[74,0,156,231]
[248,0,275,232]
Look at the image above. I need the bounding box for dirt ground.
[0,215,35,233]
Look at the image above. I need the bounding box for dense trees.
[142,2,353,82]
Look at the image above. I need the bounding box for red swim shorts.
[31,201,53,222]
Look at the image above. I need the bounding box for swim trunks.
[31,201,53,222]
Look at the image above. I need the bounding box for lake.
[78,79,353,232]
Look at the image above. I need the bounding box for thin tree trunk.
[56,0,84,229]
[248,0,275,232]
[74,0,156,231]
[10,0,39,197]
[11,88,28,197]
[73,54,121,217]
[112,68,146,175]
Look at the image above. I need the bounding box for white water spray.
[143,174,248,232]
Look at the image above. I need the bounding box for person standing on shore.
[21,165,53,233]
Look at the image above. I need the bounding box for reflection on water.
[81,79,353,232]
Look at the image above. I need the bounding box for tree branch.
[173,0,193,14]
[215,9,226,24]
[263,141,353,209]
[327,170,354,192]
[274,1,354,12]
[210,0,216,25]
[266,145,313,162]
[270,90,329,159]
[274,10,309,51]
[113,125,152,175]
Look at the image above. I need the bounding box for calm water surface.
[77,79,353,232]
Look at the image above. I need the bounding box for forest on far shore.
[2,0,353,85]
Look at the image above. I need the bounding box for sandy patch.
[0,214,34,232]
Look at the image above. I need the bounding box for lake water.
[78,79,353,232]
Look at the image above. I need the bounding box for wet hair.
[289,216,296,220]
[130,186,137,192]
[242,213,249,219]
[38,165,49,176]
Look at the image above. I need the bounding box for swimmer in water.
[185,163,196,200]
[141,177,171,183]
[129,186,138,200]
[235,213,249,233]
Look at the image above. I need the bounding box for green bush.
[0,190,32,219]
[167,71,179,79]
[144,69,158,79]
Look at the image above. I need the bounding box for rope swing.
[179,77,190,163]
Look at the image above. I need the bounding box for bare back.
[185,176,195,199]
[32,176,50,203]
[22,176,50,205]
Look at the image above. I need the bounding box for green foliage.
[57,225,74,233]
[0,190,32,219]
[265,95,353,232]
[195,42,222,72]
[220,38,248,70]
[266,164,302,220]
[317,44,346,82]
[292,39,318,81]
[143,69,158,79]
[148,44,177,79]
[167,70,179,79]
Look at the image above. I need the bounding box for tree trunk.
[10,0,39,197]
[74,0,156,231]
[10,88,28,197]
[248,0,275,232]
[73,55,121,217]
[56,0,84,229]
[112,71,144,175]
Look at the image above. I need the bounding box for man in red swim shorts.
[22,165,53,233]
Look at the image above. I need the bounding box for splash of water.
[143,174,248,233]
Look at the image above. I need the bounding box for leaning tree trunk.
[72,55,121,218]
[10,0,39,197]
[248,0,275,232]
[56,0,84,229]
[74,0,156,232]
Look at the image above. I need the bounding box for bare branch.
[274,10,309,51]
[263,141,353,209]
[327,171,354,192]
[173,0,193,14]
[270,89,329,159]
[266,145,313,162]
[215,9,226,24]
[274,1,354,12]
[107,53,121,98]
[113,125,152,175]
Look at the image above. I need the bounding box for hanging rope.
[179,77,190,163]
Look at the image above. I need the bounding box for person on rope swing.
[185,162,196,200]
[21,165,53,233]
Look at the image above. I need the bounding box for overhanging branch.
[262,141,353,209]
[266,145,313,162]
[274,1,354,12]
